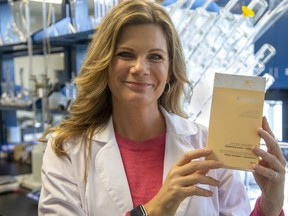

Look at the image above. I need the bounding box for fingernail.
[205,148,212,153]
[251,146,257,152]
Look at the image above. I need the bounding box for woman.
[38,0,286,215]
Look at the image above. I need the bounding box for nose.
[130,57,149,76]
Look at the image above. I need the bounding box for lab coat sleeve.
[218,169,251,215]
[38,138,87,216]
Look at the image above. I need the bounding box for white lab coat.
[38,108,251,216]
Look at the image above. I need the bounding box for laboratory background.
[0,0,287,215]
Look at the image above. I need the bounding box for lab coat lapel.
[163,133,194,216]
[162,108,198,216]
[94,119,133,215]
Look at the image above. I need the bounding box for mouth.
[124,81,153,87]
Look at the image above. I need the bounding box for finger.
[197,169,209,175]
[179,160,223,176]
[252,146,285,171]
[253,164,282,183]
[176,148,213,166]
[257,128,286,165]
[182,185,214,197]
[262,116,275,138]
[258,127,278,153]
[181,173,220,187]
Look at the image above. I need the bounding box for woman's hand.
[145,148,223,216]
[252,116,286,216]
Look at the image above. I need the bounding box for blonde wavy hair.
[39,0,193,158]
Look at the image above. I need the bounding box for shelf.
[0,0,21,3]
[0,41,64,57]
[33,30,95,47]
[49,109,69,115]
[0,105,32,111]
[0,30,94,57]
[0,105,68,115]
[0,42,30,56]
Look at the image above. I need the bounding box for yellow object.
[206,73,265,171]
[242,6,255,17]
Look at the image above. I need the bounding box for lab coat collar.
[160,107,198,136]
[91,106,198,142]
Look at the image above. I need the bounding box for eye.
[117,51,133,58]
[149,53,163,60]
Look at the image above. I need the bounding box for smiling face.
[108,24,170,110]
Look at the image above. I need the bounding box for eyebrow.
[116,46,168,55]
[150,48,168,55]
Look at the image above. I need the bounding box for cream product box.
[206,73,266,171]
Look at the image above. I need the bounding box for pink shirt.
[116,131,166,207]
